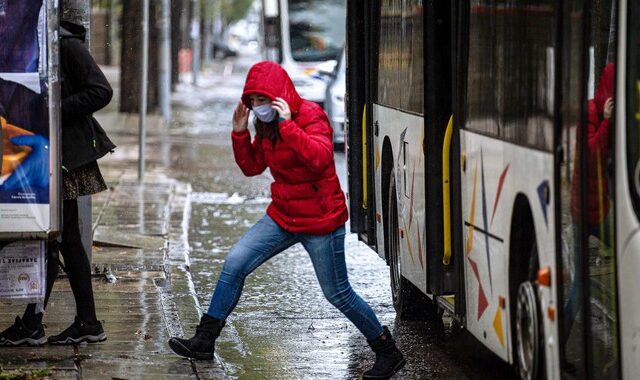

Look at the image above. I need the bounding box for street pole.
[139,0,149,182]
[202,1,212,67]
[191,0,201,85]
[61,0,92,261]
[159,0,171,126]
[109,0,118,65]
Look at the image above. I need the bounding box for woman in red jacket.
[570,62,614,236]
[564,62,615,343]
[169,61,405,379]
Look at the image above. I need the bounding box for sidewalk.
[0,171,221,379]
[0,116,225,379]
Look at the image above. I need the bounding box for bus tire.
[515,241,545,380]
[387,175,438,320]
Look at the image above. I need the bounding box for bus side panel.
[374,104,427,292]
[461,131,558,365]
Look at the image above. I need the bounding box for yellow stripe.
[362,105,368,209]
[442,116,453,265]
[493,308,505,347]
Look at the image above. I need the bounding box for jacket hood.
[594,62,615,115]
[241,61,303,113]
[60,20,86,42]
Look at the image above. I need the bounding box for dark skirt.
[62,161,107,200]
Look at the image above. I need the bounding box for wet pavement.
[0,51,517,379]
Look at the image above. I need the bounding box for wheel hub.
[516,281,539,380]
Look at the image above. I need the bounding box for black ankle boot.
[168,314,225,360]
[362,326,406,379]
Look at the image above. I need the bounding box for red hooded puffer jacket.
[571,62,614,225]
[231,61,348,234]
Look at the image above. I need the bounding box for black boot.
[168,314,225,360]
[362,326,406,379]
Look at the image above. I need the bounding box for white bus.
[260,0,345,107]
[346,0,640,378]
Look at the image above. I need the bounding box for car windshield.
[288,0,345,62]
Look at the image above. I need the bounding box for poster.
[0,241,45,300]
[0,0,57,235]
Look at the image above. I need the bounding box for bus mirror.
[316,60,338,78]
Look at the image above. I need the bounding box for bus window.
[288,0,344,62]
[585,1,619,377]
[376,0,423,114]
[465,1,555,151]
[560,0,620,377]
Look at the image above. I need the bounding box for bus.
[260,0,345,107]
[346,0,640,378]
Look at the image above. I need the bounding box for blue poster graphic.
[0,0,42,73]
[0,0,49,205]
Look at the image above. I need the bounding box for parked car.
[324,49,346,149]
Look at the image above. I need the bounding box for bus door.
[422,0,462,316]
[346,0,379,248]
[559,0,621,377]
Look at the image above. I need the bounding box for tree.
[221,0,253,25]
[120,0,159,113]
[171,0,191,89]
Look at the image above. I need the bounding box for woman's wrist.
[232,128,249,136]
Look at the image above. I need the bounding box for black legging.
[23,198,97,327]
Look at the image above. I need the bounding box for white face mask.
[253,104,277,123]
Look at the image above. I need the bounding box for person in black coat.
[0,20,115,346]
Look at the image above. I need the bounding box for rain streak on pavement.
[139,51,516,379]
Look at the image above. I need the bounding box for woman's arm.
[232,130,267,176]
[231,101,267,176]
[60,38,113,120]
[279,116,333,172]
[586,98,611,159]
[275,99,333,172]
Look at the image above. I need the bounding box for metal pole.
[109,0,118,65]
[202,1,212,66]
[139,0,149,182]
[191,0,201,85]
[159,0,171,125]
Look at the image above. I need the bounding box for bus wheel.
[515,280,541,380]
[387,176,437,320]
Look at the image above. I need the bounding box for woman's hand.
[603,97,614,120]
[272,97,291,121]
[232,101,250,133]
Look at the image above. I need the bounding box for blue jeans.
[206,215,384,340]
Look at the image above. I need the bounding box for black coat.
[60,21,116,170]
